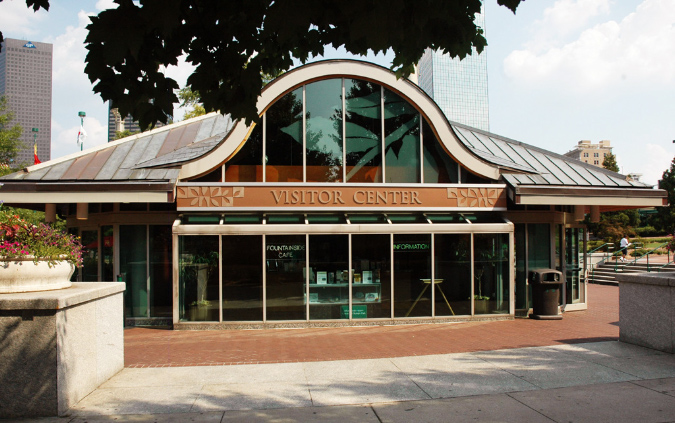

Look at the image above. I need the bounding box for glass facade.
[177,226,511,323]
[345,79,382,182]
[223,77,479,184]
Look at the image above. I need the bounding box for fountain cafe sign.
[176,185,507,211]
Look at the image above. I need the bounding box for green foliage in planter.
[0,210,83,267]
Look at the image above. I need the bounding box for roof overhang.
[0,181,175,204]
[179,60,500,181]
[511,185,667,208]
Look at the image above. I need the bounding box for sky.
[0,0,673,185]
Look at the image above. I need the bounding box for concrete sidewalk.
[17,340,675,422]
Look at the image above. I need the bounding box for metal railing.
[614,242,664,272]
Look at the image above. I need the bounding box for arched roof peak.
[178,60,500,180]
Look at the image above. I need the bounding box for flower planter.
[0,258,74,293]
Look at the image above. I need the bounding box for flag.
[33,143,41,165]
[77,124,87,147]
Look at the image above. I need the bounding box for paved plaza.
[13,284,675,422]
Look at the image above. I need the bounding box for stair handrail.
[586,243,613,281]
[620,242,667,272]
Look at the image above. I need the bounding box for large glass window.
[101,225,114,282]
[225,124,262,182]
[308,235,348,319]
[474,233,510,315]
[434,234,471,316]
[384,89,420,183]
[352,234,391,319]
[515,224,527,310]
[222,235,263,321]
[305,80,343,182]
[393,234,431,317]
[266,235,306,320]
[149,225,173,318]
[120,225,148,317]
[226,78,464,185]
[345,79,382,182]
[179,236,219,321]
[423,120,458,183]
[81,229,99,282]
[266,88,303,182]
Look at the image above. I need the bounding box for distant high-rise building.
[0,38,52,164]
[108,103,166,142]
[417,7,489,131]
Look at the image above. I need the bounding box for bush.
[0,211,83,267]
[629,248,649,257]
[634,226,666,237]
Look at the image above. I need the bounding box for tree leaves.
[2,0,523,130]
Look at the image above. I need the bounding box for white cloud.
[0,0,48,37]
[531,0,611,48]
[504,0,675,89]
[95,0,117,11]
[624,143,674,186]
[52,116,107,156]
[48,11,91,87]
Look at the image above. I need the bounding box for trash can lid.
[528,269,563,284]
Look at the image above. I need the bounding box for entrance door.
[564,227,584,305]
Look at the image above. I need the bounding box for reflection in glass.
[515,224,527,310]
[527,223,550,309]
[474,233,510,314]
[222,236,263,321]
[81,229,99,282]
[308,235,348,319]
[225,123,263,182]
[179,236,219,322]
[266,88,303,182]
[101,225,114,282]
[423,120,458,183]
[345,79,382,182]
[393,234,431,317]
[352,234,391,318]
[384,89,420,183]
[150,225,172,318]
[434,234,471,316]
[120,225,147,317]
[306,80,343,182]
[266,235,306,320]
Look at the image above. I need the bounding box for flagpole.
[78,111,86,151]
[32,128,40,165]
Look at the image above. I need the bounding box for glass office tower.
[417,8,489,131]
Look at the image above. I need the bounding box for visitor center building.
[0,60,666,328]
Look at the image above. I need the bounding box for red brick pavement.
[124,284,619,368]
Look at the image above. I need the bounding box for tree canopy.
[602,152,620,173]
[0,96,23,165]
[655,157,675,234]
[1,0,522,129]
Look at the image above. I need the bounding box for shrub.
[0,211,83,267]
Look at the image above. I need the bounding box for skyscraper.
[0,38,52,164]
[416,9,489,131]
[107,103,166,142]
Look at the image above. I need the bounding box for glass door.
[564,227,585,304]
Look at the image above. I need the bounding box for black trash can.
[529,269,563,320]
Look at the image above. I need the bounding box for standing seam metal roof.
[448,122,649,189]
